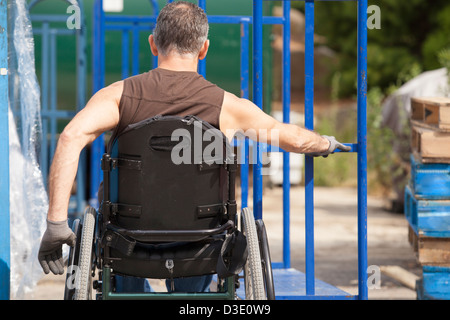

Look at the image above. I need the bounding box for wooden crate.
[416,266,450,300]
[408,226,450,266]
[411,124,450,163]
[411,97,450,131]
[404,185,450,239]
[409,154,450,200]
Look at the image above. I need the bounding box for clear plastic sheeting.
[8,0,48,299]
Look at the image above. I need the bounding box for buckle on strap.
[102,230,136,257]
[102,156,142,172]
[103,202,142,218]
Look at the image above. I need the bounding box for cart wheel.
[256,219,275,300]
[74,206,96,300]
[241,208,266,300]
[64,219,82,300]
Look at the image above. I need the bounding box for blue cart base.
[236,268,356,300]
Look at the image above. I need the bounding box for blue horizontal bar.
[231,139,358,154]
[105,25,153,31]
[272,262,285,269]
[105,16,156,23]
[30,14,71,22]
[104,15,283,26]
[33,28,76,36]
[209,15,283,25]
[335,143,358,153]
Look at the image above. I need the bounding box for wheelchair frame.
[64,116,275,300]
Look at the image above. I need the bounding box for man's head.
[151,1,209,58]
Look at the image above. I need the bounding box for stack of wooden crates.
[405,97,450,300]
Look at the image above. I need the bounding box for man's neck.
[157,53,199,72]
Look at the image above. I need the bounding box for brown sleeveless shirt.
[111,68,225,143]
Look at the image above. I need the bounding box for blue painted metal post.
[132,23,140,76]
[282,0,291,269]
[357,0,368,300]
[304,0,315,296]
[121,30,129,79]
[240,20,250,209]
[91,0,106,207]
[198,0,206,78]
[252,0,263,220]
[76,0,87,215]
[0,0,10,300]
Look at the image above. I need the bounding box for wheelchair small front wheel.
[74,206,96,300]
[241,208,266,300]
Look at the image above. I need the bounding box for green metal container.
[30,0,273,121]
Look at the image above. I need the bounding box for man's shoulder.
[124,70,152,83]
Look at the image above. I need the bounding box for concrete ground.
[23,186,421,300]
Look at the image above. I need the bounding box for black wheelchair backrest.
[101,115,235,232]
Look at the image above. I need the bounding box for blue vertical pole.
[121,30,129,79]
[282,0,291,269]
[132,24,140,76]
[357,0,368,301]
[91,0,105,207]
[0,0,10,300]
[198,0,206,78]
[304,0,315,296]
[240,20,250,209]
[151,0,159,70]
[76,1,87,214]
[252,0,263,220]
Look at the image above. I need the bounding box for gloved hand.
[38,219,76,275]
[307,135,351,157]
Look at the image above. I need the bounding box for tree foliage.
[291,0,450,97]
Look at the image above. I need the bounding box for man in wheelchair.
[38,1,350,299]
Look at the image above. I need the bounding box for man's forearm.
[275,122,329,154]
[47,133,83,222]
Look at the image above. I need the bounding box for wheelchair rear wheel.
[64,219,82,300]
[256,220,275,300]
[73,206,96,300]
[241,208,266,300]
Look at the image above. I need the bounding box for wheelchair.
[64,115,275,300]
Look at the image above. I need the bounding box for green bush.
[289,0,450,97]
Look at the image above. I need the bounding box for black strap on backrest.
[148,135,183,152]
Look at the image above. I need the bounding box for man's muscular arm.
[219,92,330,153]
[47,81,123,221]
[38,81,122,275]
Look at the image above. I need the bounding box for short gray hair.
[152,1,209,57]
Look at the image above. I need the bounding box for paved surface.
[22,186,420,300]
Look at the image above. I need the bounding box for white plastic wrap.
[8,0,48,299]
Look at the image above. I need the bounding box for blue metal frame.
[357,0,368,300]
[28,0,87,218]
[0,0,10,301]
[281,0,292,271]
[91,0,368,300]
[252,0,367,300]
[304,0,315,296]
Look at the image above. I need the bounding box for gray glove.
[38,219,76,275]
[307,135,351,157]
